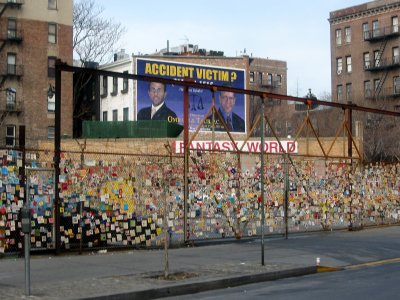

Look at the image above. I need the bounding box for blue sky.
[95,0,367,99]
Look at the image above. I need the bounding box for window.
[47,127,55,139]
[346,56,352,73]
[249,72,254,83]
[6,88,16,110]
[374,50,381,67]
[335,29,342,46]
[267,73,273,86]
[346,83,352,101]
[101,76,108,97]
[111,76,118,96]
[123,107,129,121]
[48,56,56,77]
[392,16,398,33]
[122,71,128,93]
[374,79,381,94]
[7,53,16,74]
[345,27,351,43]
[337,85,343,102]
[372,20,379,37]
[276,74,282,85]
[364,52,370,69]
[48,0,57,9]
[393,47,399,64]
[102,111,108,121]
[364,81,371,97]
[258,72,263,84]
[394,76,400,95]
[7,18,16,38]
[48,23,57,43]
[336,57,343,74]
[48,85,55,112]
[6,125,15,147]
[112,109,118,121]
[362,22,369,40]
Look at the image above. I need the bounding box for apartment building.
[0,0,73,148]
[329,0,400,111]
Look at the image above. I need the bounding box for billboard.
[136,58,246,133]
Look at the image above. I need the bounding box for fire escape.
[0,0,24,124]
[364,24,400,100]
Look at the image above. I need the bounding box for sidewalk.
[0,226,399,300]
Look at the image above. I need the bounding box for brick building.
[329,0,400,111]
[329,0,400,161]
[0,0,73,148]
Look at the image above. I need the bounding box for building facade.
[0,0,73,148]
[99,48,287,135]
[329,0,400,161]
[329,0,400,111]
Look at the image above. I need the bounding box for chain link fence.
[0,146,399,255]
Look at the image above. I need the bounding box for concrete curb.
[80,266,317,300]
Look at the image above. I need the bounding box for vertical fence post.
[284,152,289,239]
[54,60,62,253]
[260,98,265,266]
[347,104,353,230]
[183,84,189,244]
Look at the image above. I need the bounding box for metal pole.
[19,126,30,296]
[54,60,62,253]
[284,153,289,239]
[347,104,353,230]
[260,98,265,266]
[183,84,189,243]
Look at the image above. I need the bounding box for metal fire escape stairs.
[375,38,389,99]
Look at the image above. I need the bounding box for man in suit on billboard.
[206,90,245,132]
[137,81,177,122]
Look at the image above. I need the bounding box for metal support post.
[260,98,265,266]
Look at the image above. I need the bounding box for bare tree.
[72,0,126,137]
[73,0,125,66]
